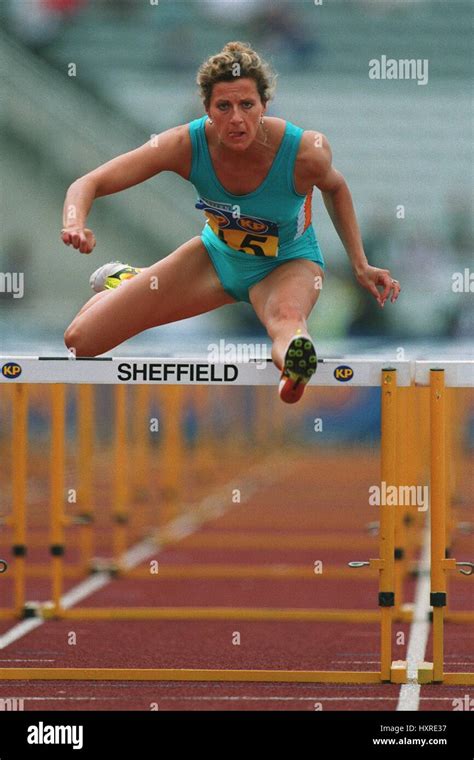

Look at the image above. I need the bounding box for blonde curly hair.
[196,41,277,109]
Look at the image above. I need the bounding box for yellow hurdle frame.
[1,358,472,684]
[417,370,474,685]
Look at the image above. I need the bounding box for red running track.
[0,450,472,711]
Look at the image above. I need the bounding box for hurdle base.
[444,611,474,624]
[442,672,474,685]
[395,603,413,623]
[390,660,408,684]
[0,667,398,683]
[417,663,474,685]
[22,602,42,619]
[417,662,434,683]
[40,605,381,622]
[0,610,15,620]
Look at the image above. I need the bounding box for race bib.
[196,198,279,257]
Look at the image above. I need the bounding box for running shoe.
[89,262,142,293]
[278,330,318,404]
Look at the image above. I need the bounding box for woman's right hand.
[61,227,96,254]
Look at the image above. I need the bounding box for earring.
[208,117,213,124]
[260,116,265,124]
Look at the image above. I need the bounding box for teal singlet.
[188,115,325,302]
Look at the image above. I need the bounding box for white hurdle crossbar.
[1,357,472,387]
[0,356,414,386]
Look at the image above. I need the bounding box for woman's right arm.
[61,125,191,254]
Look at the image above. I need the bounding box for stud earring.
[208,117,213,124]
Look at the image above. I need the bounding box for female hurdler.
[62,41,400,403]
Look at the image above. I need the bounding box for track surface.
[0,450,472,711]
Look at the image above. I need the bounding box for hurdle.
[0,355,471,684]
[415,363,474,686]
[1,357,412,620]
[1,374,419,594]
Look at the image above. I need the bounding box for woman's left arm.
[300,132,400,307]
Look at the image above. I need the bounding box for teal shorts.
[201,225,325,303]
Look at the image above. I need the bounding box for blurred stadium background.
[0,0,472,354]
[0,4,472,712]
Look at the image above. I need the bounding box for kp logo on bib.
[334,365,353,382]
[238,218,269,234]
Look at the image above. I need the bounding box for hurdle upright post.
[444,386,455,556]
[132,384,151,510]
[78,385,94,572]
[380,369,397,681]
[394,385,408,619]
[160,386,183,526]
[113,385,129,563]
[12,384,28,616]
[404,383,427,567]
[429,369,449,682]
[193,385,215,482]
[50,384,66,615]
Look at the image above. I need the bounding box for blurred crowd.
[2,0,471,342]
[200,0,320,70]
[331,201,473,340]
[4,0,88,54]
[3,0,321,70]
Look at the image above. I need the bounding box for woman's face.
[207,78,266,152]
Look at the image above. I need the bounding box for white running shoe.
[89,262,142,293]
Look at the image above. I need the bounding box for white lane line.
[54,571,113,612]
[0,619,44,650]
[159,695,474,702]
[0,659,55,662]
[332,661,381,665]
[0,456,291,652]
[148,696,399,702]
[397,520,431,711]
[20,696,125,701]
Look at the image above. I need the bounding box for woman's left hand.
[355,265,401,308]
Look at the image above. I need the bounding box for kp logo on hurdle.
[1,362,22,379]
[334,365,354,382]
